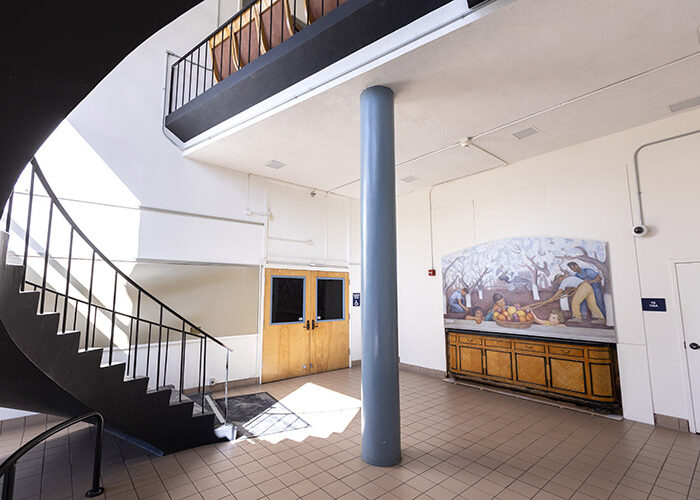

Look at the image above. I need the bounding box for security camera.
[310,190,317,198]
[632,225,648,237]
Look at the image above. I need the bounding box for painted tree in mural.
[511,243,550,300]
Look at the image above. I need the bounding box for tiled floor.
[2,367,700,499]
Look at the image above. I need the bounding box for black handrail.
[0,412,105,499]
[29,159,228,352]
[2,159,231,411]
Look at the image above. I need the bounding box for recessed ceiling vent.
[401,175,419,183]
[669,95,700,113]
[265,160,286,169]
[512,126,539,140]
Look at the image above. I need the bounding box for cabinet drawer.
[514,342,545,353]
[588,349,611,360]
[485,338,511,349]
[548,345,584,358]
[459,336,483,346]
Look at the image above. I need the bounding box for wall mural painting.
[442,237,616,342]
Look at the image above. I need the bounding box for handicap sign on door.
[352,293,360,307]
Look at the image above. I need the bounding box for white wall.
[397,107,700,425]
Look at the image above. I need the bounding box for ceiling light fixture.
[669,95,700,113]
[401,175,419,183]
[265,160,286,169]
[512,127,539,140]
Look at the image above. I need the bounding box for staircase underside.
[0,234,227,455]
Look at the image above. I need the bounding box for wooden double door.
[262,268,349,383]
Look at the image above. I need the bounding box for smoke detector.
[401,175,419,183]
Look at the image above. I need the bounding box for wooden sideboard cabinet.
[446,330,620,410]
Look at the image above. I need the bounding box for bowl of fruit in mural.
[493,306,534,329]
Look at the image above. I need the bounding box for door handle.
[304,320,310,330]
[311,320,317,330]
[690,343,700,350]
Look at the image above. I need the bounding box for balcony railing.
[168,0,350,115]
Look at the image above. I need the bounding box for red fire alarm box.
[428,269,436,276]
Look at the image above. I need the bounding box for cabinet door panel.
[485,350,512,380]
[448,344,458,371]
[459,346,483,374]
[515,354,547,386]
[590,363,614,397]
[550,358,586,394]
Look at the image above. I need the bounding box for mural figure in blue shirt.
[448,288,469,313]
[567,262,606,318]
[484,293,507,321]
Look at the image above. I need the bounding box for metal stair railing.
[1,159,231,415]
[0,411,105,499]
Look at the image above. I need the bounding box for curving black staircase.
[0,160,233,455]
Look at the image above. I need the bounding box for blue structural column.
[360,85,401,467]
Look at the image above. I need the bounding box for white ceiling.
[185,0,700,198]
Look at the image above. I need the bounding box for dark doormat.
[211,392,310,439]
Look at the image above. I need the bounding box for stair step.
[56,330,81,353]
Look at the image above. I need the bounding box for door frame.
[258,264,351,383]
[670,258,700,433]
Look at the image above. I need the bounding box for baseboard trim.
[399,362,445,379]
[351,359,444,378]
[185,377,260,395]
[654,413,690,433]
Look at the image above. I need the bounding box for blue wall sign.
[353,293,360,307]
[642,298,667,312]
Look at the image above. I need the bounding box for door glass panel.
[270,276,305,324]
[316,278,344,321]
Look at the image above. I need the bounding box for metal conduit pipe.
[632,128,700,227]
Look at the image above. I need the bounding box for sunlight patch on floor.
[252,382,361,444]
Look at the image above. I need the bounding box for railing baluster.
[53,289,59,311]
[201,338,207,414]
[228,21,233,77]
[198,337,203,404]
[21,167,35,291]
[196,44,202,97]
[269,1,273,49]
[72,298,78,330]
[179,321,186,403]
[187,54,193,104]
[156,306,163,389]
[127,317,133,376]
[164,327,171,388]
[258,2,263,57]
[280,0,285,42]
[225,349,229,420]
[248,7,252,64]
[220,27,225,77]
[169,65,176,114]
[147,324,152,383]
[108,270,117,364]
[203,37,209,93]
[62,228,73,332]
[133,290,141,378]
[39,201,53,314]
[85,251,95,350]
[91,307,98,348]
[4,190,13,233]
